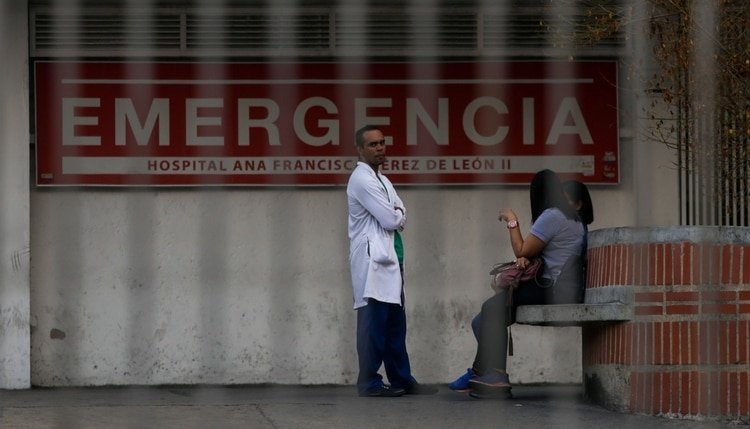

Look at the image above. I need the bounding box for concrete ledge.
[588,225,750,248]
[516,302,633,326]
[515,285,634,326]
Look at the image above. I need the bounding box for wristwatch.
[507,219,519,229]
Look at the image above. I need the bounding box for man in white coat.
[347,125,437,397]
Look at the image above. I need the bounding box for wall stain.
[0,307,29,330]
[11,246,30,272]
[50,328,66,340]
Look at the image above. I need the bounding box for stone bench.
[515,285,634,326]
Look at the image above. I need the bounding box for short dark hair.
[355,125,381,149]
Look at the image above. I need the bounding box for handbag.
[489,258,544,293]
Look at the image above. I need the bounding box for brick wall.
[584,228,750,422]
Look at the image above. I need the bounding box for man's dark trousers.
[356,298,415,394]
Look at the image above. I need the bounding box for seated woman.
[449,169,585,398]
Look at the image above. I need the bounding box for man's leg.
[356,299,388,394]
[382,302,416,389]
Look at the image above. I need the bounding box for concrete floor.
[0,385,739,428]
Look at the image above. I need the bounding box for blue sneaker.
[468,369,512,399]
[448,368,476,392]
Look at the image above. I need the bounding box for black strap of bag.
[506,286,514,356]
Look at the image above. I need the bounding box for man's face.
[358,129,386,169]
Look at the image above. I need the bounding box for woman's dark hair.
[529,169,579,222]
[564,180,594,225]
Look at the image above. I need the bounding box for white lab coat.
[347,162,407,309]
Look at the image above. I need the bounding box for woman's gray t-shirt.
[529,207,585,282]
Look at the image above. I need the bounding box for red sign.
[34,61,619,186]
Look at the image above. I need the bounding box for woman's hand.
[498,208,517,223]
[515,256,530,269]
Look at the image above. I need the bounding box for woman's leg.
[468,290,513,397]
[511,279,549,314]
[471,312,481,341]
[471,280,549,374]
[472,291,510,375]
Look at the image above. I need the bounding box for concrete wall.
[4,2,686,388]
[25,80,682,388]
[28,153,679,387]
[29,188,576,385]
[0,0,31,389]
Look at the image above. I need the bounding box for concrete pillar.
[0,0,31,389]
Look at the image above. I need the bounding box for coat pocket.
[368,231,397,265]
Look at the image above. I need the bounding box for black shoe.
[468,387,512,399]
[359,385,406,397]
[404,383,438,395]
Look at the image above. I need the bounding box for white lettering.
[463,96,508,146]
[237,98,281,146]
[523,98,534,145]
[355,98,392,145]
[58,94,598,150]
[62,98,101,146]
[294,97,339,146]
[406,98,448,146]
[115,98,170,146]
[546,97,593,145]
[186,98,223,146]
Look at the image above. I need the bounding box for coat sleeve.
[388,177,405,212]
[351,171,405,231]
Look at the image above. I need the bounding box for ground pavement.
[0,384,740,428]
